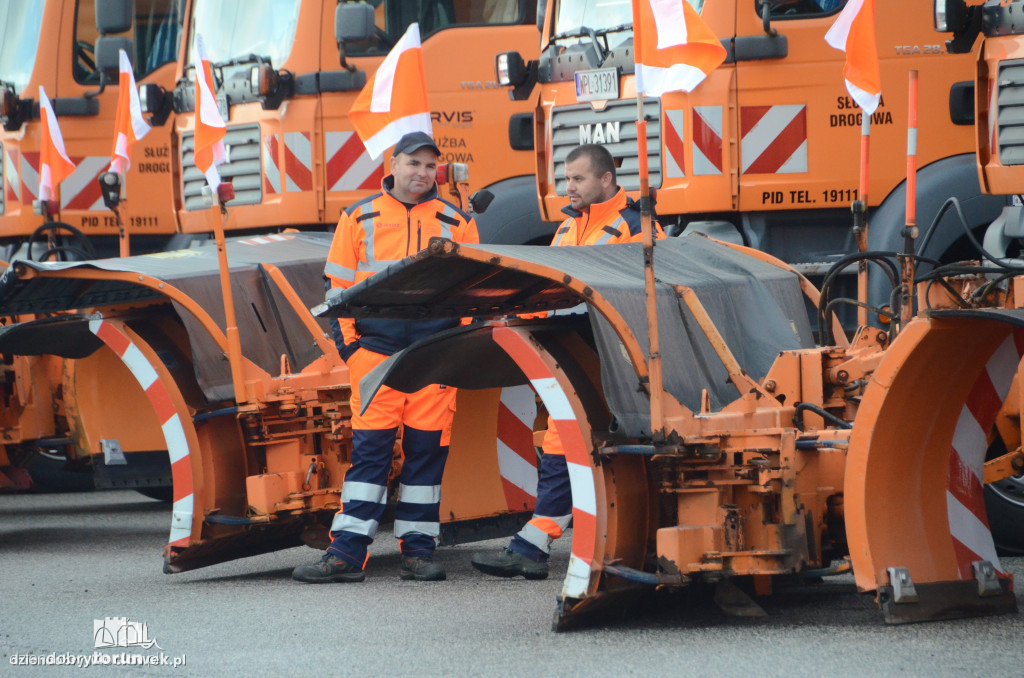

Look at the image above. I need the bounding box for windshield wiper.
[593,22,632,38]
[550,25,595,43]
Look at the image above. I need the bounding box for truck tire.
[867,154,1005,309]
[472,175,557,245]
[985,483,1024,554]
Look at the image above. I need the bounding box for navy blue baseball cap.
[393,131,440,156]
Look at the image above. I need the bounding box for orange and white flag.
[38,86,76,202]
[109,49,151,175]
[632,0,727,97]
[349,23,431,159]
[825,0,881,115]
[193,33,227,192]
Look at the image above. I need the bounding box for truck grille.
[997,59,1024,166]
[550,98,661,194]
[181,124,262,210]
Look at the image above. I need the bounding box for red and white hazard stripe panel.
[692,106,723,175]
[60,156,108,210]
[283,132,312,192]
[88,319,194,548]
[325,131,383,192]
[492,327,596,599]
[263,134,282,196]
[20,152,39,204]
[496,385,539,512]
[4,147,19,204]
[19,152,108,209]
[946,330,1024,579]
[264,132,313,194]
[663,109,686,178]
[740,104,807,174]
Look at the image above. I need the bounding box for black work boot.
[471,547,549,580]
[400,555,446,581]
[292,552,366,583]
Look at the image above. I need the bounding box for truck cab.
[0,0,181,257]
[504,0,1001,301]
[168,0,552,244]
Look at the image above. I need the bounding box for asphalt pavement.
[3,489,1024,677]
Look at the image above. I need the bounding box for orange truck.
[939,0,1024,555]
[160,0,551,245]
[302,0,1024,619]
[0,0,550,494]
[0,0,182,257]
[0,0,183,496]
[496,0,1002,316]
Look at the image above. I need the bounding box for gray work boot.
[400,555,446,581]
[471,547,549,580]
[292,552,366,583]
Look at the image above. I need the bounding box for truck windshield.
[0,0,44,94]
[347,0,531,56]
[552,0,702,44]
[189,0,301,67]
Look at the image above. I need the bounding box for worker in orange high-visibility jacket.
[472,143,665,580]
[293,131,479,584]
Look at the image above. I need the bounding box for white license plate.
[574,67,618,103]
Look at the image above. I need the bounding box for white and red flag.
[631,0,727,97]
[38,86,76,202]
[825,0,881,114]
[193,33,227,192]
[109,49,151,175]
[349,23,432,159]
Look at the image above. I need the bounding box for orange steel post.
[855,114,871,327]
[211,191,249,404]
[632,4,665,438]
[900,71,919,327]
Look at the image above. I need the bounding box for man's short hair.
[566,144,616,182]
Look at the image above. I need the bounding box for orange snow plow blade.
[846,310,1022,623]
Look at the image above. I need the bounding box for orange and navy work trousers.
[327,348,457,568]
[508,416,573,563]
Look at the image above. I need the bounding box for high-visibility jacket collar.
[562,186,626,221]
[382,174,439,207]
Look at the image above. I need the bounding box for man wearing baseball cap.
[294,131,479,583]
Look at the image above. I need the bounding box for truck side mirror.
[336,2,375,43]
[496,52,528,87]
[96,37,133,77]
[335,2,375,70]
[96,0,133,35]
[934,0,966,32]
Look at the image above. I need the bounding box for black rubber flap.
[0,233,334,401]
[0,314,103,358]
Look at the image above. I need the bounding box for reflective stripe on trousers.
[509,440,572,560]
[327,348,455,566]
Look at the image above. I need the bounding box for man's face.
[390,147,438,201]
[564,155,612,210]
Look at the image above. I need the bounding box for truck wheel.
[25,450,94,493]
[984,435,1024,555]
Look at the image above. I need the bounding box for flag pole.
[632,2,665,439]
[212,187,248,405]
[900,69,919,329]
[854,113,870,327]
